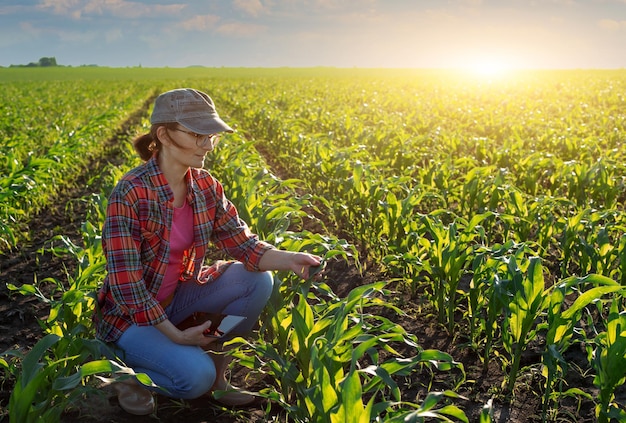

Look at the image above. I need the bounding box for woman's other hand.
[156,319,218,347]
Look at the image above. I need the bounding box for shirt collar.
[145,155,174,204]
[146,155,199,206]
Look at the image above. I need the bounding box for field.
[1,67,626,423]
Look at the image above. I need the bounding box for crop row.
[0,79,154,250]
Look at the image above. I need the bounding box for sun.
[468,59,510,76]
[455,51,521,77]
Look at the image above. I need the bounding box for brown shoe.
[213,382,255,407]
[114,378,155,415]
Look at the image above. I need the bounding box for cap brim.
[179,117,234,134]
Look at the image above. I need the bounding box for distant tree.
[38,57,57,67]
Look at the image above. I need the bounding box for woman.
[94,88,322,415]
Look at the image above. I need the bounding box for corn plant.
[560,208,626,280]
[495,255,550,393]
[541,274,621,421]
[590,298,626,423]
[467,240,527,358]
[420,212,490,334]
[384,390,469,423]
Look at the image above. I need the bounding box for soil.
[0,117,601,423]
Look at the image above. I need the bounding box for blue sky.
[1,0,625,69]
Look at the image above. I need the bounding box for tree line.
[10,57,58,67]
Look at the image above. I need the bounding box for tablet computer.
[203,314,247,338]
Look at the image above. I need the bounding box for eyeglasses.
[171,127,221,148]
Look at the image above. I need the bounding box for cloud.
[37,0,186,20]
[598,18,626,30]
[179,14,221,31]
[233,0,267,17]
[37,0,81,17]
[19,19,99,43]
[0,5,29,15]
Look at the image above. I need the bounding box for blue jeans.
[114,263,274,399]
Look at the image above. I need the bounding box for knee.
[172,356,216,399]
[257,270,274,298]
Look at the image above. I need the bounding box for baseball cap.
[150,88,234,134]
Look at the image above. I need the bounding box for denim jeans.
[114,263,274,399]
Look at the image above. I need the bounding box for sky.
[0,0,625,70]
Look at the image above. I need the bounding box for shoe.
[212,382,256,407]
[113,378,155,415]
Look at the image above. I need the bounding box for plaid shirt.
[95,156,274,342]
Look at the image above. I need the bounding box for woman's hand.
[156,319,218,347]
[290,252,325,279]
[259,249,324,279]
[179,320,220,348]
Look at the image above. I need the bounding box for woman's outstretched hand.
[290,253,325,280]
[259,249,324,280]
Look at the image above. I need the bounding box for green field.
[1,67,626,422]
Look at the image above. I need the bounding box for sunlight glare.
[467,59,510,76]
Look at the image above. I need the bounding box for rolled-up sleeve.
[209,183,274,271]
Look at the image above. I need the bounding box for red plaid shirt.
[95,156,274,342]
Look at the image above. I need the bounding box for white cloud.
[233,0,267,17]
[37,0,186,20]
[180,14,221,31]
[598,18,626,30]
[37,0,81,16]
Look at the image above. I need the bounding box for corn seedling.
[591,298,626,423]
[542,274,622,421]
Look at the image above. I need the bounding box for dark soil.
[0,115,600,423]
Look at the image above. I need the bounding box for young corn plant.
[559,208,625,280]
[420,212,490,334]
[467,240,525,359]
[590,297,626,423]
[384,390,469,423]
[541,273,621,421]
[499,254,550,393]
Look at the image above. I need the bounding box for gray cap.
[150,88,234,134]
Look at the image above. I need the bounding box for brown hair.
[133,123,186,161]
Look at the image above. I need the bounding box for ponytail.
[133,125,162,161]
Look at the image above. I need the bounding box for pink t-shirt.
[156,200,194,302]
